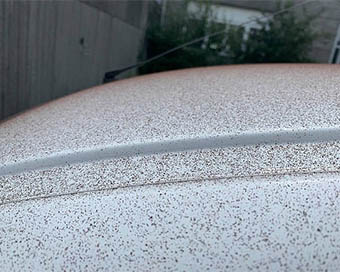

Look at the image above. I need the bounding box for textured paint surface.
[1,64,340,167]
[1,173,340,271]
[1,64,340,271]
[1,140,340,206]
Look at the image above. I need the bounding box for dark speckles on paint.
[1,65,340,270]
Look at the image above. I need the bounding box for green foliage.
[228,1,318,63]
[139,0,318,75]
[139,0,227,75]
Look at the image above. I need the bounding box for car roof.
[1,64,340,170]
[1,64,340,270]
[1,63,340,202]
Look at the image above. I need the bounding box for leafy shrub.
[227,1,318,63]
[139,0,318,75]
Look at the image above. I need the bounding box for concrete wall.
[0,0,148,120]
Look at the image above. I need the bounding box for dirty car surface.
[1,64,340,271]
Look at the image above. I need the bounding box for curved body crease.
[1,64,340,271]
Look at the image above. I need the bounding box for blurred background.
[0,0,339,121]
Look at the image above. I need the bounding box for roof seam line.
[2,168,340,207]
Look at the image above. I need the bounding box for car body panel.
[1,173,340,271]
[1,64,340,167]
[1,64,340,270]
